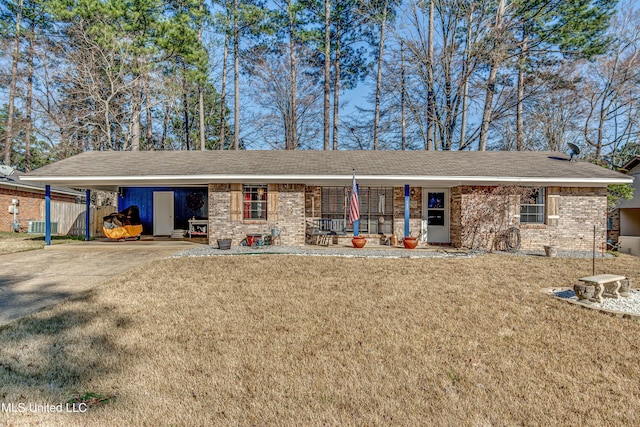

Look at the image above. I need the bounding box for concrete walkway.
[0,241,201,327]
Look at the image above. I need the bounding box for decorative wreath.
[187,192,205,211]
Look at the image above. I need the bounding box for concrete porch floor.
[302,242,467,253]
[44,235,208,250]
[47,235,466,255]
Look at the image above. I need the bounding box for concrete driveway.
[0,241,199,327]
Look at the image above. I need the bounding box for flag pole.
[351,169,360,237]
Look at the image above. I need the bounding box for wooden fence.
[39,202,117,237]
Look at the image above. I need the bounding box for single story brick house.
[1,167,84,233]
[20,150,631,251]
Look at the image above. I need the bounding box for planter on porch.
[217,238,232,250]
[403,236,418,249]
[352,236,367,248]
[543,245,558,257]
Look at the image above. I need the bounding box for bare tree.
[198,0,206,151]
[246,46,322,149]
[478,0,508,151]
[580,6,640,159]
[233,0,240,149]
[3,0,23,165]
[323,0,331,150]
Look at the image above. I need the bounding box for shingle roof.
[20,150,631,190]
[621,156,640,173]
[1,169,83,196]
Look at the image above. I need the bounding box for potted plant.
[352,235,367,248]
[217,231,233,250]
[217,238,232,250]
[543,244,557,257]
[403,235,418,249]
[543,229,558,257]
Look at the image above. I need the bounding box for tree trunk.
[401,41,406,151]
[219,29,229,150]
[373,5,387,150]
[332,28,341,151]
[288,4,298,150]
[426,0,434,151]
[459,7,473,150]
[130,76,141,151]
[516,32,528,152]
[233,0,240,150]
[162,102,170,149]
[24,19,35,171]
[323,0,331,150]
[3,0,23,165]
[144,70,153,150]
[596,95,607,159]
[182,62,190,150]
[198,87,205,150]
[478,0,506,151]
[198,0,206,151]
[103,94,114,150]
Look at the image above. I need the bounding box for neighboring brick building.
[1,168,83,233]
[613,157,640,255]
[21,151,631,251]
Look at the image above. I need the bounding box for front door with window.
[422,189,450,243]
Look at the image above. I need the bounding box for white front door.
[153,191,174,236]
[423,189,450,243]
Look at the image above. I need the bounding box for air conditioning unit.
[28,221,58,235]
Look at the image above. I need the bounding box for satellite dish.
[567,143,581,161]
[0,165,15,176]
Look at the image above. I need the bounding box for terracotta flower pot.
[403,237,418,249]
[352,236,367,248]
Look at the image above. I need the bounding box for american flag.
[349,171,360,224]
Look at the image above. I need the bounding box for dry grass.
[1,253,640,426]
[0,232,86,255]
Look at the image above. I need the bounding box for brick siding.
[392,187,422,238]
[608,208,620,243]
[450,185,607,251]
[208,183,305,246]
[0,187,78,232]
[209,183,608,250]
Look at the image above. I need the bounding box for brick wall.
[0,187,78,232]
[208,183,305,246]
[450,187,463,247]
[519,187,607,252]
[208,183,607,250]
[392,186,422,237]
[450,185,607,251]
[608,208,620,243]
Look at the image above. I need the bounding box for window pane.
[428,192,445,209]
[321,187,393,233]
[243,185,267,220]
[520,187,545,224]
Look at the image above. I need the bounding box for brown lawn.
[1,253,640,426]
[0,232,85,255]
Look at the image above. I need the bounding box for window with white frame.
[520,187,546,224]
[243,185,267,220]
[320,186,393,234]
